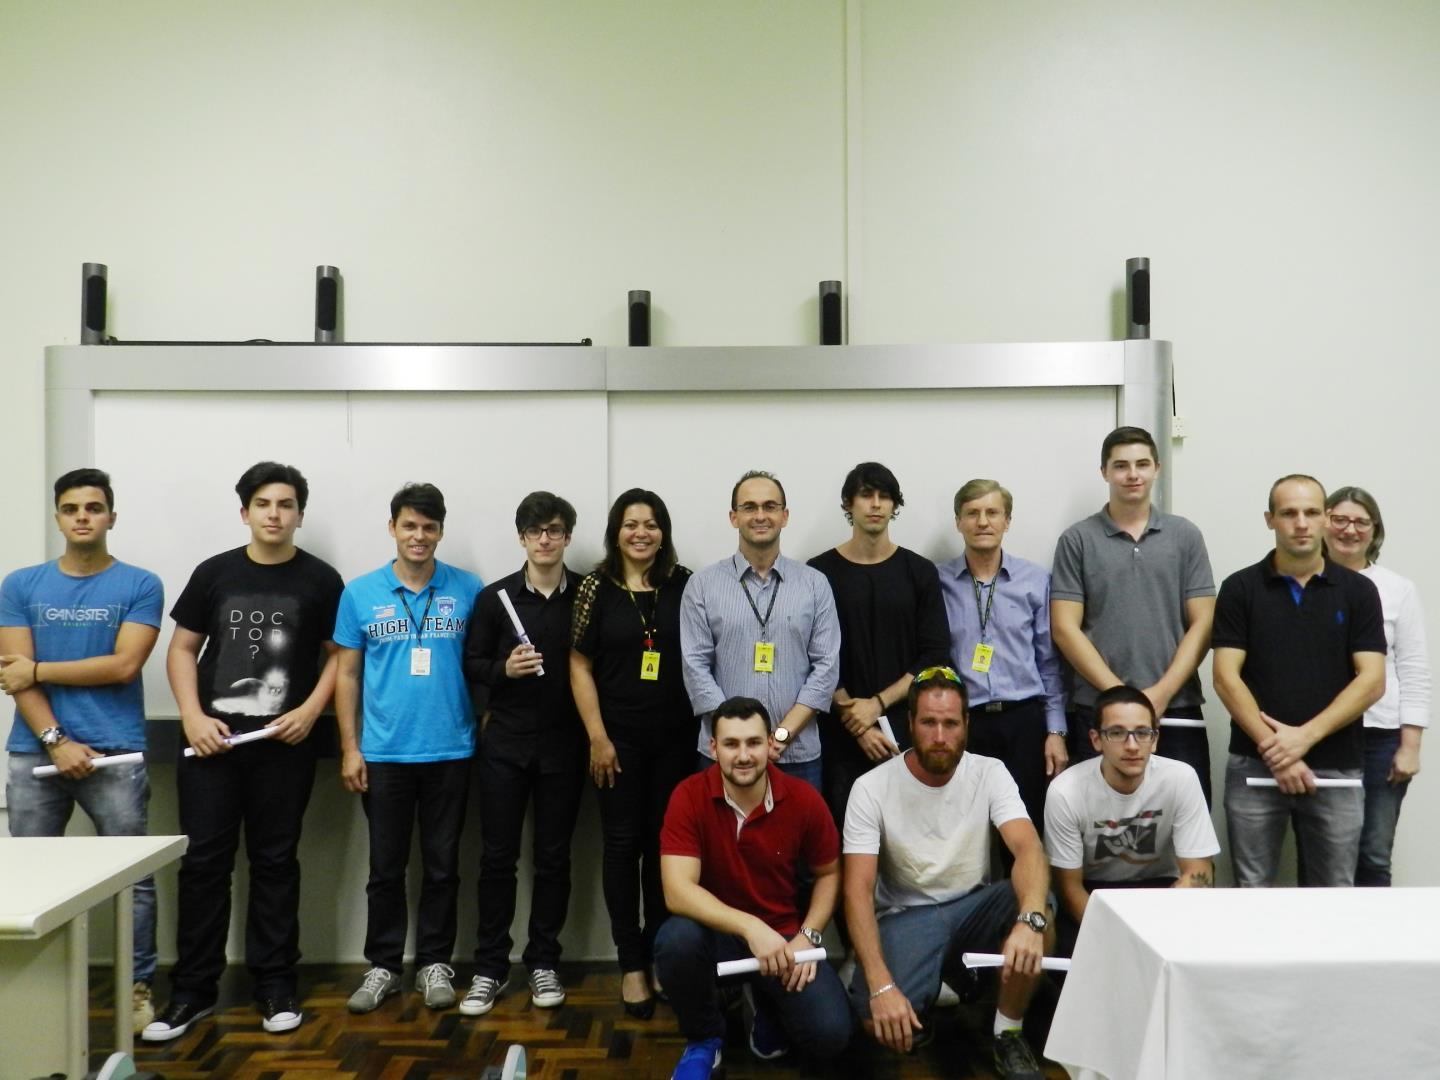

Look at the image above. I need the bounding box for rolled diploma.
[497,588,544,676]
[33,750,145,778]
[182,726,282,757]
[962,951,1071,972]
[1160,716,1207,728]
[878,717,898,744]
[1245,777,1363,788]
[717,947,827,977]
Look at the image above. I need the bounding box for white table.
[1044,887,1440,1080]
[0,835,188,1080]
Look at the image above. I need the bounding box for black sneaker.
[261,996,303,1033]
[141,1001,214,1042]
[993,1029,1044,1079]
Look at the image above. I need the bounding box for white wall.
[2,1,1437,961]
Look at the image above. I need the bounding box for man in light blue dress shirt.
[938,479,1066,830]
[680,471,841,792]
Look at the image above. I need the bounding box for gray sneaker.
[416,962,457,1009]
[529,968,566,1008]
[347,967,401,1014]
[458,974,509,1016]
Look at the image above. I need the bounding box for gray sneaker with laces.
[416,962,457,1009]
[459,973,509,1016]
[347,967,401,1014]
[529,968,566,1008]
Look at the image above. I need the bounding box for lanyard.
[740,573,780,636]
[397,586,436,645]
[623,583,660,649]
[970,574,997,638]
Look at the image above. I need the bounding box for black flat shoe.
[621,991,656,1019]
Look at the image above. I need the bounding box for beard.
[916,745,960,775]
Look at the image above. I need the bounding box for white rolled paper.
[1160,716,1207,728]
[1245,777,1363,788]
[962,951,1071,972]
[182,726,282,757]
[497,588,544,676]
[716,947,827,977]
[878,717,898,745]
[33,750,145,778]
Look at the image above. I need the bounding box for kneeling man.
[656,696,851,1079]
[1043,684,1218,955]
[844,666,1052,1079]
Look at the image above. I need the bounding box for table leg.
[68,911,90,1080]
[114,883,134,1054]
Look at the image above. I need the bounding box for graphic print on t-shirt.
[206,594,303,718]
[1091,809,1163,867]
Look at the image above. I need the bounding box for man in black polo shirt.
[1212,474,1386,886]
[460,491,584,1014]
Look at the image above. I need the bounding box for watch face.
[774,727,789,743]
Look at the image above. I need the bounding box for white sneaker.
[416,962,457,1009]
[529,968,566,1008]
[347,967,401,1013]
[459,974,509,1016]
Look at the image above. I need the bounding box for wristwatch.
[799,926,823,948]
[38,726,66,749]
[773,726,791,744]
[1016,910,1048,933]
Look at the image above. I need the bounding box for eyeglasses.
[1328,515,1374,533]
[1098,727,1159,744]
[522,525,569,540]
[914,666,963,684]
[734,501,785,515]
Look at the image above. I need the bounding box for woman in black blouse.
[570,488,695,1018]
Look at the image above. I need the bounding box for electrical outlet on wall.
[1171,416,1189,440]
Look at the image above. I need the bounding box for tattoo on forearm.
[1189,870,1213,888]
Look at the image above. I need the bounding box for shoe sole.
[262,1011,303,1033]
[141,1006,214,1042]
[531,992,566,1008]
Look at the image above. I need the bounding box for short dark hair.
[600,488,679,585]
[907,666,968,717]
[53,468,114,510]
[840,462,904,513]
[235,461,310,512]
[1101,426,1159,468]
[1325,485,1386,565]
[390,482,447,525]
[712,696,772,736]
[515,490,577,535]
[1092,685,1158,729]
[731,470,787,511]
[1268,473,1325,513]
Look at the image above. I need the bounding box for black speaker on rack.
[628,290,651,346]
[315,265,343,343]
[1126,257,1150,340]
[81,263,107,344]
[819,280,843,345]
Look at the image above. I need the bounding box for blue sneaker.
[671,1036,723,1079]
[742,982,791,1061]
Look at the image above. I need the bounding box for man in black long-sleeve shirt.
[461,491,584,1015]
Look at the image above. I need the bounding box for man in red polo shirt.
[656,696,851,1079]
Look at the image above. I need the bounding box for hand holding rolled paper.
[1245,777,1362,788]
[716,947,826,977]
[182,726,281,757]
[498,589,543,676]
[962,951,1071,972]
[33,751,145,778]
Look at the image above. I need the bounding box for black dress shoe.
[141,1000,214,1042]
[622,991,656,1019]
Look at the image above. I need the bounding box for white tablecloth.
[1044,887,1440,1080]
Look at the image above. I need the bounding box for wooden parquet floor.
[87,965,1069,1079]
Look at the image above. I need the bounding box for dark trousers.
[171,739,316,1005]
[654,916,852,1059]
[1070,703,1212,809]
[597,728,694,972]
[472,745,585,977]
[1055,876,1175,958]
[362,757,471,972]
[966,699,1049,833]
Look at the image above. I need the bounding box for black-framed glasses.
[915,665,963,684]
[734,501,785,515]
[523,525,569,540]
[1327,514,1374,532]
[1098,727,1159,744]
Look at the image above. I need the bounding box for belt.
[975,697,1040,714]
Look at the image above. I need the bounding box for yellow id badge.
[971,642,994,673]
[753,641,775,673]
[640,649,661,681]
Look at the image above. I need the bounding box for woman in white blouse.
[1325,486,1430,885]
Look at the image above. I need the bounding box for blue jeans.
[1357,727,1410,887]
[6,754,157,983]
[654,915,852,1059]
[848,879,1018,1018]
[1223,753,1364,887]
[695,752,823,794]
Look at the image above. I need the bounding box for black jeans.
[171,738,316,1005]
[472,744,585,978]
[596,728,694,972]
[966,699,1049,833]
[362,757,471,972]
[1070,703,1212,810]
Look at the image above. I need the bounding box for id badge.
[410,647,432,676]
[754,641,775,673]
[640,649,661,681]
[971,642,994,674]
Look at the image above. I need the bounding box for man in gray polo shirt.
[1050,427,1216,805]
[680,470,841,792]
